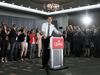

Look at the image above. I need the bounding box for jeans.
[29,44,36,58]
[10,42,18,60]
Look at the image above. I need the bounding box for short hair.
[13,24,16,27]
[1,21,4,24]
[47,16,53,19]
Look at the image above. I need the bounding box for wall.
[68,9,100,28]
[53,14,69,32]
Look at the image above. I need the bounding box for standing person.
[75,29,84,57]
[16,27,20,49]
[0,27,2,50]
[63,26,71,57]
[68,25,74,56]
[84,29,90,57]
[29,29,37,59]
[19,28,30,60]
[94,27,100,57]
[40,16,62,69]
[1,24,10,62]
[9,24,20,61]
[72,26,78,56]
[91,25,97,34]
[36,29,42,58]
[90,31,94,57]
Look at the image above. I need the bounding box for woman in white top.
[19,28,30,60]
[36,29,42,57]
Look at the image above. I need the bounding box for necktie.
[47,24,50,37]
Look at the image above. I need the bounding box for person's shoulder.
[51,23,54,26]
[42,22,48,25]
[11,28,14,31]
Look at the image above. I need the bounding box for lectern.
[45,35,69,75]
[50,36,64,68]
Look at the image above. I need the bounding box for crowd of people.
[0,20,100,63]
[63,25,100,58]
[0,21,43,62]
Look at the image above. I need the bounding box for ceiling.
[1,0,100,12]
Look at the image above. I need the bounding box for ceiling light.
[0,2,47,15]
[30,0,76,11]
[21,5,23,7]
[28,6,30,8]
[12,3,14,5]
[70,7,72,9]
[1,2,100,15]
[2,1,5,3]
[83,16,91,25]
[35,8,38,10]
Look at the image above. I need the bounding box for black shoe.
[9,59,13,61]
[37,57,40,58]
[46,65,50,67]
[64,55,67,57]
[68,55,70,57]
[40,66,45,69]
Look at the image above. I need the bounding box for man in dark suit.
[9,24,21,61]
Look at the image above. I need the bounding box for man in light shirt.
[40,16,62,69]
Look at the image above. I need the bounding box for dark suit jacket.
[18,33,30,43]
[9,28,18,43]
[63,30,73,42]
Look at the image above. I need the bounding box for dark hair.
[30,29,34,34]
[8,27,11,29]
[47,16,53,19]
[13,24,16,27]
[36,28,39,33]
[1,21,4,24]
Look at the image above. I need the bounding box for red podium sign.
[52,38,64,49]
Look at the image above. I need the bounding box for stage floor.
[0,57,100,75]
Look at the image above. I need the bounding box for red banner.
[53,38,64,49]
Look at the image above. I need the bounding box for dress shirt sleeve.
[53,26,59,34]
[41,23,45,32]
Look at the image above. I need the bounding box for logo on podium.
[53,38,64,49]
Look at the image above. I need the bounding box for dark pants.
[0,39,1,50]
[70,42,73,55]
[10,42,18,60]
[42,37,50,66]
[75,42,83,56]
[94,43,100,57]
[1,40,9,57]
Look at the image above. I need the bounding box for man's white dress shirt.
[42,22,59,37]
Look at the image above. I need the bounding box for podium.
[45,35,69,75]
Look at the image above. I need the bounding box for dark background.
[68,8,100,28]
